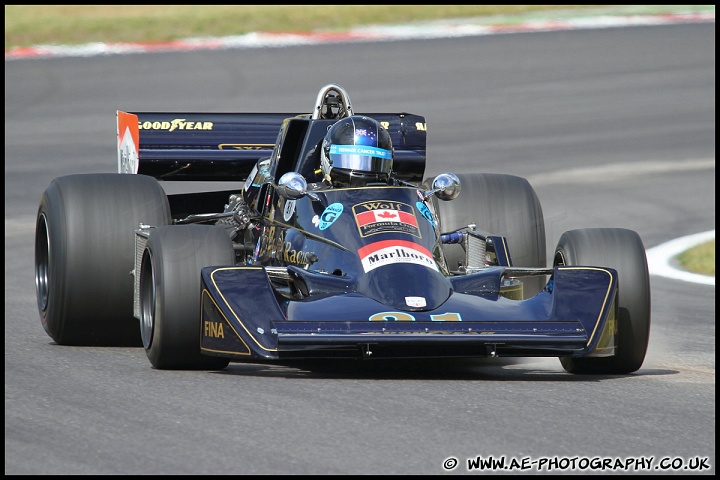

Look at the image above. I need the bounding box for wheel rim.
[35,213,50,313]
[553,250,567,267]
[139,250,156,349]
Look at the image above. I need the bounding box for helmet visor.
[328,144,393,174]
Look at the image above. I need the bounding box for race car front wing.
[199,265,617,361]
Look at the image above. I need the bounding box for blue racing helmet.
[320,115,393,187]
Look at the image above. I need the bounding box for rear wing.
[117,111,427,183]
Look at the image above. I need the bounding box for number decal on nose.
[369,312,416,321]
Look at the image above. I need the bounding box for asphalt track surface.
[4,15,715,476]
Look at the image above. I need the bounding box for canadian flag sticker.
[352,200,420,238]
[358,240,438,273]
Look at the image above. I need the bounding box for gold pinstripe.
[557,266,615,348]
[200,288,253,356]
[208,267,279,352]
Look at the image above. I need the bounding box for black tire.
[554,228,651,374]
[424,173,547,297]
[35,174,171,346]
[140,225,234,370]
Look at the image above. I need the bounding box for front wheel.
[555,228,651,374]
[424,173,547,297]
[140,225,235,370]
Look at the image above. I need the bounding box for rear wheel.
[35,174,171,346]
[140,225,235,370]
[554,228,651,374]
[424,173,547,297]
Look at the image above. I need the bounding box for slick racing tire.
[554,228,651,375]
[140,225,234,370]
[424,173,547,297]
[35,174,171,346]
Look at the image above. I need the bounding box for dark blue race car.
[35,84,651,374]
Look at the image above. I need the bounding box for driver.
[318,115,394,188]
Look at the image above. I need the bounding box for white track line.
[646,230,715,286]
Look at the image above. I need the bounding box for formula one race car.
[35,84,651,374]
